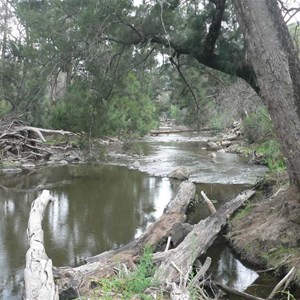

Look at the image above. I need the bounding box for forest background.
[0,0,299,171]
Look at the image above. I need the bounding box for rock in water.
[168,168,189,180]
[207,141,221,151]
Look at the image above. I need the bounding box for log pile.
[24,185,296,300]
[52,183,256,299]
[0,115,76,162]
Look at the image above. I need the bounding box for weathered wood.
[214,281,266,300]
[150,129,195,135]
[153,189,255,284]
[54,181,196,298]
[268,266,295,299]
[24,190,59,300]
[201,191,217,214]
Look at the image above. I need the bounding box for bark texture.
[24,190,59,300]
[54,181,196,299]
[232,0,300,186]
[153,189,255,284]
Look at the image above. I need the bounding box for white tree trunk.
[24,190,59,300]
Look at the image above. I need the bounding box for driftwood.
[214,281,265,300]
[54,181,196,298]
[201,191,217,214]
[153,189,255,284]
[267,266,296,299]
[0,115,78,161]
[150,129,195,135]
[53,185,255,299]
[24,190,58,300]
[149,127,220,135]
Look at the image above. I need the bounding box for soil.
[228,172,300,282]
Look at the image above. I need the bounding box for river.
[0,132,279,299]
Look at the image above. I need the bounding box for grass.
[257,140,286,172]
[98,246,160,299]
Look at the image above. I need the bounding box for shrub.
[257,140,286,172]
[242,106,273,143]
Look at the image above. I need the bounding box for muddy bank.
[228,173,300,286]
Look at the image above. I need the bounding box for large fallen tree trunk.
[54,184,255,299]
[54,181,196,299]
[24,190,59,300]
[153,189,255,284]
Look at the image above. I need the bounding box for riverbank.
[228,171,300,289]
[2,117,298,296]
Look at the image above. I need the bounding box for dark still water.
[0,163,274,300]
[0,165,181,299]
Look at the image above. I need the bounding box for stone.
[22,163,36,170]
[131,160,140,169]
[207,141,221,151]
[221,140,232,148]
[168,168,189,180]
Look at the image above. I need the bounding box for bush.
[242,106,273,143]
[257,140,286,172]
[50,73,158,137]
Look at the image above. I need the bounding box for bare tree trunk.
[232,0,300,187]
[24,190,58,300]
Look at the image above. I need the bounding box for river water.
[0,132,276,299]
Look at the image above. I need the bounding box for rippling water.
[0,133,271,299]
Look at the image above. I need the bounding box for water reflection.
[204,236,259,294]
[0,165,179,299]
[215,247,259,291]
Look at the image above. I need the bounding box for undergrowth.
[256,140,286,172]
[98,246,159,299]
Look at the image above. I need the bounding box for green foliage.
[242,107,273,143]
[288,22,300,55]
[99,246,157,299]
[50,80,95,133]
[0,100,11,117]
[208,110,223,132]
[49,72,158,137]
[257,140,286,172]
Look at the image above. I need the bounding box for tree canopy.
[1,0,300,184]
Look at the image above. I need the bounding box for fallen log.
[150,129,195,135]
[267,266,295,299]
[213,281,266,300]
[24,190,58,300]
[153,189,255,284]
[54,181,196,298]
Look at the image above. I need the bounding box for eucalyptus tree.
[101,0,300,187]
[10,0,159,134]
[7,0,300,186]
